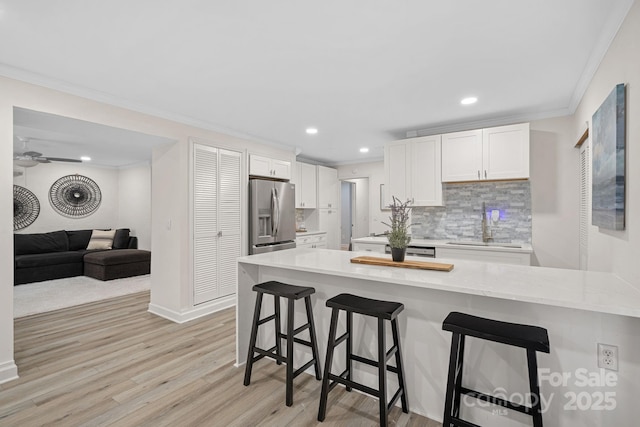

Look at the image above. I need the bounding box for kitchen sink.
[447,241,522,249]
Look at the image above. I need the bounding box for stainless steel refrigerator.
[249,179,296,254]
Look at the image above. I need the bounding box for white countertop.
[237,248,640,318]
[296,230,326,237]
[351,236,533,254]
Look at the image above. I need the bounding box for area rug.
[13,275,151,318]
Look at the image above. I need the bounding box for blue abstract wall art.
[592,83,625,230]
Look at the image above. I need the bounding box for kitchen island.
[237,248,640,426]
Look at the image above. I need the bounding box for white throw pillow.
[86,229,116,250]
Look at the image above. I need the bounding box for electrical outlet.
[597,343,618,371]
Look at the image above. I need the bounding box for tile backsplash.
[411,181,531,243]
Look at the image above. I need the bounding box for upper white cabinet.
[442,123,529,182]
[317,166,339,209]
[440,130,483,182]
[482,123,530,181]
[249,154,291,180]
[384,135,443,207]
[295,162,317,208]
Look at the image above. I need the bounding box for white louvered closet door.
[579,141,590,271]
[194,144,219,304]
[193,144,242,305]
[217,149,241,298]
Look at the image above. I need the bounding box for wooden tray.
[350,256,454,272]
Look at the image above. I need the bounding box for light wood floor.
[2,291,440,426]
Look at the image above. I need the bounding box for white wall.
[529,1,640,280]
[13,162,120,234]
[1,75,295,384]
[571,0,640,287]
[13,161,152,249]
[336,161,386,236]
[117,162,151,250]
[529,116,580,269]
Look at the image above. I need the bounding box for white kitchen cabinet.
[384,135,443,206]
[296,232,327,249]
[193,144,242,305]
[352,242,386,253]
[482,123,530,180]
[318,208,340,250]
[249,154,291,180]
[317,166,339,208]
[295,162,317,208]
[441,130,483,182]
[441,123,529,182]
[437,247,531,265]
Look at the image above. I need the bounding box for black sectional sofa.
[14,229,138,285]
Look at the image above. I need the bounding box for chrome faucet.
[482,202,493,243]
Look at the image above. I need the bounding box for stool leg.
[377,318,388,427]
[243,292,263,386]
[443,332,465,426]
[527,348,544,427]
[318,308,339,422]
[274,295,282,365]
[391,318,409,413]
[346,311,353,392]
[452,334,465,419]
[304,296,322,380]
[285,298,295,406]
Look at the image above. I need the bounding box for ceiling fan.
[14,136,82,168]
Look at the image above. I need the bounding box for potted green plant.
[382,196,412,262]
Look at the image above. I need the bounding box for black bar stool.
[317,293,409,427]
[243,281,322,406]
[442,312,550,427]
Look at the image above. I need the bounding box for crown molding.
[567,0,635,113]
[0,64,293,153]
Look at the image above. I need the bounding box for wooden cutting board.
[350,256,454,272]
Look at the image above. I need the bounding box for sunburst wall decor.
[49,174,102,218]
[14,185,40,230]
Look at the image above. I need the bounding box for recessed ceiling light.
[306,128,318,135]
[359,147,369,153]
[80,156,91,161]
[461,97,478,105]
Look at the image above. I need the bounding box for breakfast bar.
[237,248,640,426]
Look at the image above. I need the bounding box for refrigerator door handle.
[270,188,276,236]
[273,188,280,236]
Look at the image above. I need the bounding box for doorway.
[340,178,369,250]
[12,107,173,316]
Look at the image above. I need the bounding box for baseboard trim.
[0,360,19,384]
[148,295,236,324]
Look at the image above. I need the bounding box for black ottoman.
[84,249,151,281]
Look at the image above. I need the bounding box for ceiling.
[13,108,175,168]
[1,0,635,165]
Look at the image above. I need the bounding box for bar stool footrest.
[351,354,399,374]
[293,359,317,378]
[328,373,379,397]
[251,346,286,364]
[461,387,533,415]
[257,314,277,326]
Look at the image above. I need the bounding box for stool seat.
[253,281,315,299]
[443,312,550,353]
[326,293,404,320]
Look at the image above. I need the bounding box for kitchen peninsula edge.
[236,248,640,425]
